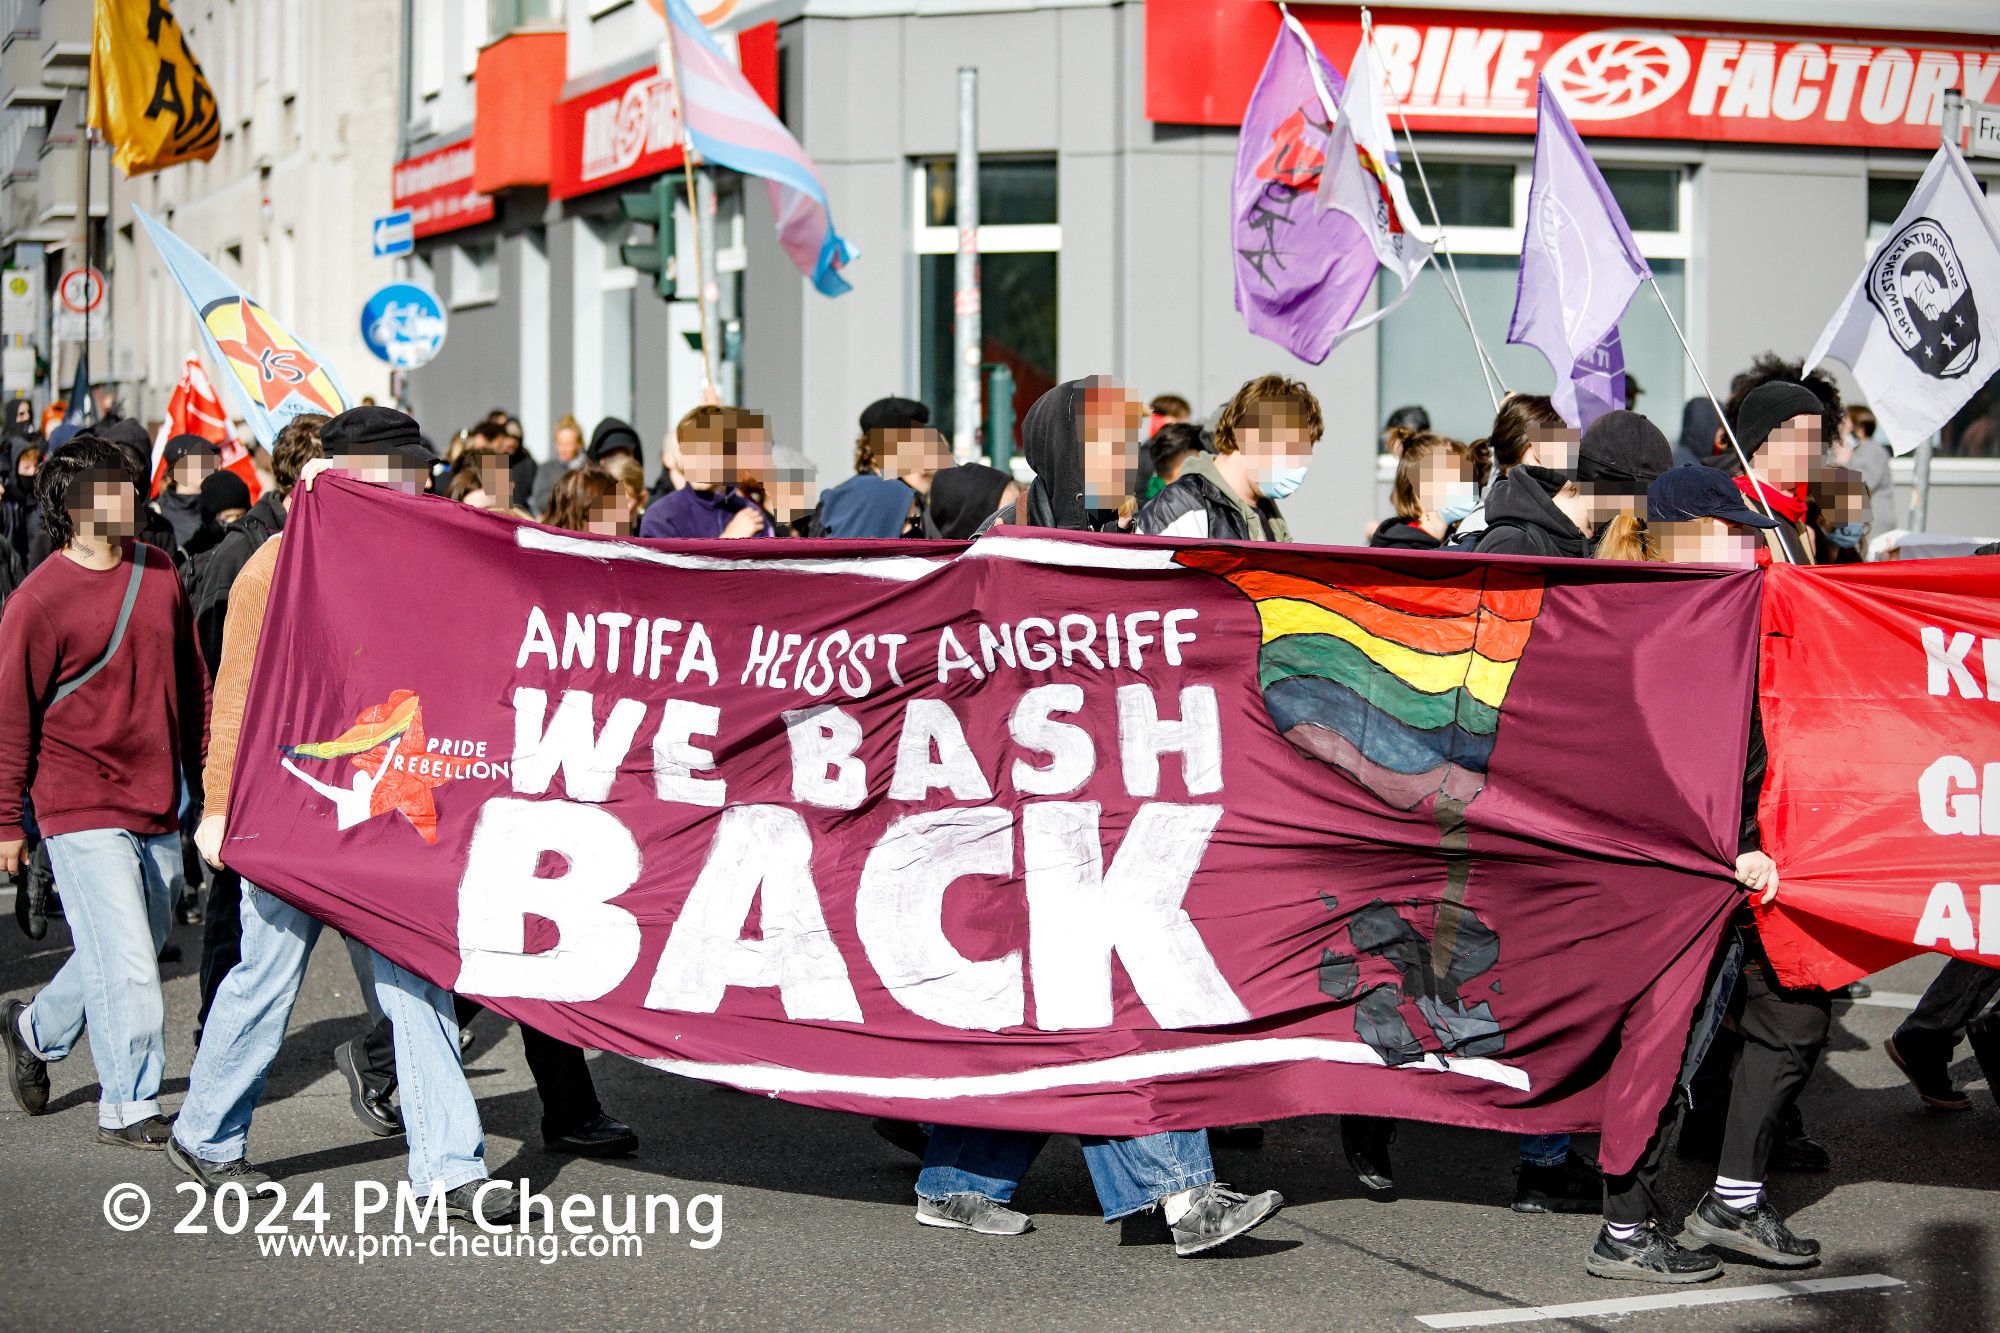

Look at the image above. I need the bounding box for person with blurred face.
[1370,431,1478,550]
[1727,382,1824,566]
[530,413,589,516]
[765,446,821,537]
[638,406,775,540]
[1136,375,1319,540]
[916,377,1287,1260]
[156,434,222,551]
[0,435,209,1151]
[542,465,634,538]
[175,407,520,1224]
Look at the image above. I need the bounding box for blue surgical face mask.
[1438,481,1481,525]
[1827,521,1865,549]
[1260,464,1309,500]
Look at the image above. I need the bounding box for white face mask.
[1259,464,1309,500]
[1437,480,1480,524]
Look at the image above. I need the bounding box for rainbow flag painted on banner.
[1179,550,1544,810]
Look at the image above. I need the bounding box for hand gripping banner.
[226,479,1762,1173]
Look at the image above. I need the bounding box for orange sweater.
[202,534,281,819]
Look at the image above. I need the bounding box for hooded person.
[1472,465,1594,559]
[924,462,1017,540]
[1675,397,1723,470]
[816,473,918,538]
[979,376,1142,533]
[587,416,643,468]
[1727,381,1822,566]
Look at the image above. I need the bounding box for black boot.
[1514,1155,1602,1214]
[1341,1116,1395,1195]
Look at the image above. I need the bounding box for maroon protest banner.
[225,478,1758,1173]
[1758,559,2000,990]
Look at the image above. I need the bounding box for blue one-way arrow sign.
[372,210,415,258]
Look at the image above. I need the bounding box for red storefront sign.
[550,26,778,201]
[391,139,497,239]
[1147,1,2000,151]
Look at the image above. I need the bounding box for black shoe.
[176,894,203,927]
[1210,1124,1266,1150]
[1586,1223,1723,1283]
[167,1135,271,1187]
[872,1117,930,1161]
[444,1180,520,1225]
[18,842,53,940]
[333,1039,402,1138]
[97,1114,176,1151]
[544,1112,639,1157]
[1968,1014,2000,1102]
[1683,1193,1820,1268]
[1,998,49,1115]
[1513,1155,1602,1214]
[1886,1033,1970,1111]
[1341,1116,1396,1195]
[1836,980,1872,1001]
[1770,1129,1830,1174]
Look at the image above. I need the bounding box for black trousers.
[361,996,603,1137]
[1894,959,2000,1061]
[1603,1094,1681,1228]
[196,866,243,1033]
[1715,952,1831,1183]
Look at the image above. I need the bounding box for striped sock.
[1605,1221,1643,1242]
[1713,1176,1763,1212]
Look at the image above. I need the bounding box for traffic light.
[619,179,678,298]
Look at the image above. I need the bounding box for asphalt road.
[0,900,1992,1332]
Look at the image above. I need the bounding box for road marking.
[1414,1273,1905,1329]
[1848,990,1921,1010]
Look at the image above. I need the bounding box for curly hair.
[37,435,135,549]
[271,413,329,495]
[1213,374,1324,455]
[1725,352,1843,447]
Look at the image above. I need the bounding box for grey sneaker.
[915,1193,1033,1236]
[1171,1183,1284,1257]
[167,1135,272,1188]
[444,1180,521,1226]
[1586,1223,1723,1283]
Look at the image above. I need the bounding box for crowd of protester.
[1,359,1995,1274]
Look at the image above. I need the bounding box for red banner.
[1146,1,2000,151]
[1759,559,2000,989]
[549,28,777,201]
[392,139,496,240]
[225,479,1765,1172]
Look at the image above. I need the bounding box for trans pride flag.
[659,0,853,296]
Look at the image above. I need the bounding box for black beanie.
[1734,382,1825,457]
[320,406,429,464]
[1576,410,1672,488]
[858,397,930,433]
[199,468,252,519]
[589,416,642,461]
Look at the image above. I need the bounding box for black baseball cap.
[163,433,221,466]
[1647,466,1781,528]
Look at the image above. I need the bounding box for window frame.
[909,157,1063,256]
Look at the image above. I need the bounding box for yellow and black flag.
[88,0,220,175]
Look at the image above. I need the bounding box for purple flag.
[1570,327,1627,428]
[1231,17,1373,365]
[1507,79,1650,426]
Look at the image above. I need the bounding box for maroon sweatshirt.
[0,542,210,841]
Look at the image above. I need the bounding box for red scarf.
[1735,474,1808,525]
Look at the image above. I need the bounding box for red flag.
[153,355,259,502]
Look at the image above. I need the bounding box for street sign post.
[360,282,447,369]
[55,265,105,343]
[372,210,416,258]
[1,270,37,335]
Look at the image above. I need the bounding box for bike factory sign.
[1147,2,2000,151]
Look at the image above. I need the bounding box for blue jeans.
[23,829,178,1129]
[917,1126,1216,1221]
[1518,1133,1570,1167]
[175,881,487,1192]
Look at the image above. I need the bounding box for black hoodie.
[1368,517,1444,549]
[1473,465,1591,559]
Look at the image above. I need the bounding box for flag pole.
[1361,9,1503,410]
[1645,275,1790,548]
[658,28,719,405]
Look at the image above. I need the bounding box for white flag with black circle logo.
[1807,142,2000,454]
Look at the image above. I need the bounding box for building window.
[450,240,500,308]
[914,156,1060,451]
[491,0,563,33]
[1377,163,1691,451]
